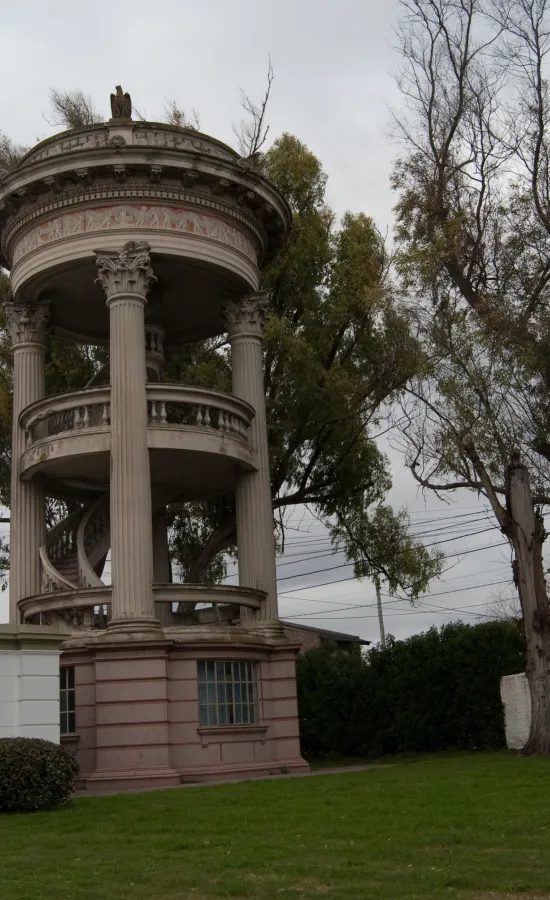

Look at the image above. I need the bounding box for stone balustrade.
[145,325,165,357]
[18,583,266,624]
[21,386,111,447]
[146,384,253,440]
[40,508,83,592]
[20,384,253,450]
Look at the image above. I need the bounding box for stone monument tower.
[0,90,308,791]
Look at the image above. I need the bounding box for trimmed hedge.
[296,621,526,759]
[0,738,79,812]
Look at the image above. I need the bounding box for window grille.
[60,666,76,735]
[198,660,259,726]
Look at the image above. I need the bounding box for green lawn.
[2,753,550,899]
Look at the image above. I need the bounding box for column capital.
[3,301,50,348]
[95,240,157,302]
[222,291,271,339]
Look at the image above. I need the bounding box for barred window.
[198,661,259,726]
[60,666,75,735]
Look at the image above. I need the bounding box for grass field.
[2,752,550,900]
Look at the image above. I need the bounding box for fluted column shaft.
[224,293,277,623]
[4,302,49,623]
[96,241,157,630]
[10,348,45,621]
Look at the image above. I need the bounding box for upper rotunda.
[0,110,290,345]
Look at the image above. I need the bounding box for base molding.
[78,757,311,794]
[83,766,181,793]
[178,756,310,784]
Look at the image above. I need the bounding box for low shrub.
[0,737,79,812]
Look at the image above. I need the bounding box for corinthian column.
[95,241,158,631]
[222,292,278,625]
[4,301,49,623]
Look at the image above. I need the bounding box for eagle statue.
[110,86,132,120]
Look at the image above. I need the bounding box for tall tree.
[392,0,550,751]
[168,134,441,587]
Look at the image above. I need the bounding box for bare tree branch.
[46,89,102,130]
[233,55,274,157]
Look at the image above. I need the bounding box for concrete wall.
[281,625,322,654]
[500,673,531,750]
[0,626,66,742]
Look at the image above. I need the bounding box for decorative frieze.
[12,203,258,265]
[95,241,157,301]
[4,301,50,347]
[222,291,271,338]
[23,130,109,165]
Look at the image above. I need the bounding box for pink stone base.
[63,631,309,796]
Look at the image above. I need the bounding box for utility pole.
[375,575,386,648]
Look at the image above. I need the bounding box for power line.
[276,512,493,547]
[225,524,502,581]
[279,565,511,604]
[277,508,493,537]
[380,578,511,602]
[284,604,488,623]
[277,540,510,595]
[271,522,500,569]
[282,579,511,619]
[273,527,499,583]
[274,516,496,557]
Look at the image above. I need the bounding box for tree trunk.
[507,459,550,754]
[184,521,236,584]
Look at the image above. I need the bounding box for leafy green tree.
[167,134,440,587]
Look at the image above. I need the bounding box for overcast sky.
[0,0,522,639]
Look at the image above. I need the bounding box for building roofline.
[281,620,371,646]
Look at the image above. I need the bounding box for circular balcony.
[18,583,266,625]
[19,384,256,500]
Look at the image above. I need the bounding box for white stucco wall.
[0,627,65,742]
[500,673,531,750]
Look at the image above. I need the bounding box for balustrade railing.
[40,507,83,592]
[77,494,110,588]
[20,385,253,449]
[22,387,111,447]
[146,385,252,440]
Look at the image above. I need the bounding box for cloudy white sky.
[1,0,522,639]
